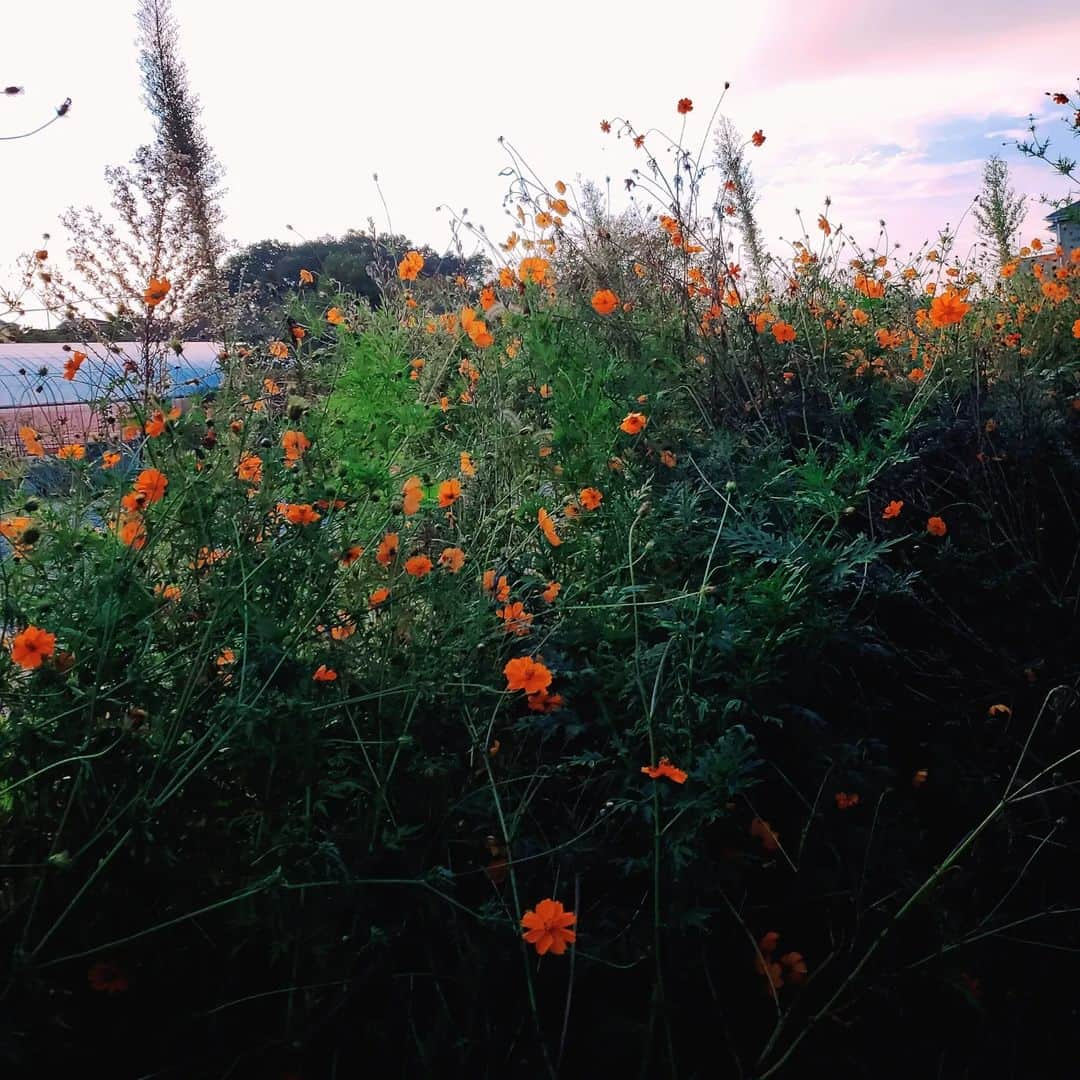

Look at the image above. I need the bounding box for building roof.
[0,341,222,410]
[1046,201,1079,223]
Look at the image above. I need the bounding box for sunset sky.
[3,0,1077,300]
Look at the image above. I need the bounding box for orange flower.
[134,468,168,504]
[402,475,424,515]
[117,514,147,549]
[620,412,648,435]
[313,664,337,682]
[988,703,1012,719]
[1073,319,1080,339]
[281,429,311,465]
[237,454,263,484]
[538,507,561,547]
[641,757,688,784]
[87,960,129,994]
[817,215,831,236]
[376,532,399,567]
[145,411,166,438]
[579,487,602,511]
[929,290,970,327]
[143,276,171,307]
[283,503,321,525]
[771,321,796,344]
[57,444,86,460]
[751,129,766,147]
[834,791,860,810]
[155,583,181,602]
[518,257,551,286]
[10,625,56,669]
[660,449,677,468]
[479,285,497,311]
[781,952,808,984]
[439,546,466,573]
[299,268,314,284]
[854,273,885,300]
[542,580,561,603]
[326,306,345,325]
[907,368,925,384]
[504,656,552,694]
[340,544,363,566]
[521,898,576,956]
[438,478,462,508]
[526,688,564,713]
[466,318,494,349]
[369,586,390,607]
[926,515,947,537]
[591,289,619,316]
[269,340,289,359]
[19,426,44,456]
[482,570,511,602]
[497,601,534,636]
[882,500,903,520]
[62,350,87,380]
[330,621,356,641]
[912,768,929,788]
[600,119,612,132]
[290,324,306,342]
[676,97,693,114]
[459,451,476,477]
[398,250,424,281]
[750,817,779,852]
[404,554,433,578]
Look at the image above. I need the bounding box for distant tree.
[972,155,1026,265]
[714,119,771,291]
[136,0,230,335]
[223,232,487,336]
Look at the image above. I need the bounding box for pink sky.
[2,0,1077,308]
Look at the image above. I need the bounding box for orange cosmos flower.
[290,324,306,342]
[340,544,363,566]
[1073,319,1080,339]
[466,318,493,348]
[521,898,576,956]
[117,514,147,549]
[660,449,677,468]
[929,290,971,327]
[19,426,45,456]
[882,500,903,520]
[497,601,534,636]
[926,515,947,537]
[541,580,561,603]
[57,444,86,460]
[988,703,1012,719]
[459,451,476,477]
[600,119,611,133]
[397,250,424,281]
[479,285,496,311]
[62,350,87,380]
[283,503,321,525]
[269,340,289,359]
[404,555,433,578]
[527,688,564,713]
[369,586,390,607]
[438,478,462,507]
[155,583,181,602]
[518,257,551,286]
[750,817,780,852]
[817,215,831,236]
[482,570,511,602]
[134,468,167,505]
[10,625,56,669]
[281,430,311,465]
[326,306,345,325]
[641,757,688,784]
[438,546,465,573]
[677,97,693,114]
[504,656,552,694]
[237,454,263,484]
[145,411,166,437]
[579,487,602,510]
[912,768,929,788]
[751,129,766,147]
[854,273,885,300]
[375,532,399,567]
[771,321,796,344]
[313,664,337,682]
[620,412,648,435]
[402,475,424,516]
[143,276,171,307]
[538,507,561,547]
[834,791,860,810]
[299,268,314,284]
[591,288,619,315]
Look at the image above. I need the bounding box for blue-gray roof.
[1046,201,1079,223]
[0,341,222,410]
